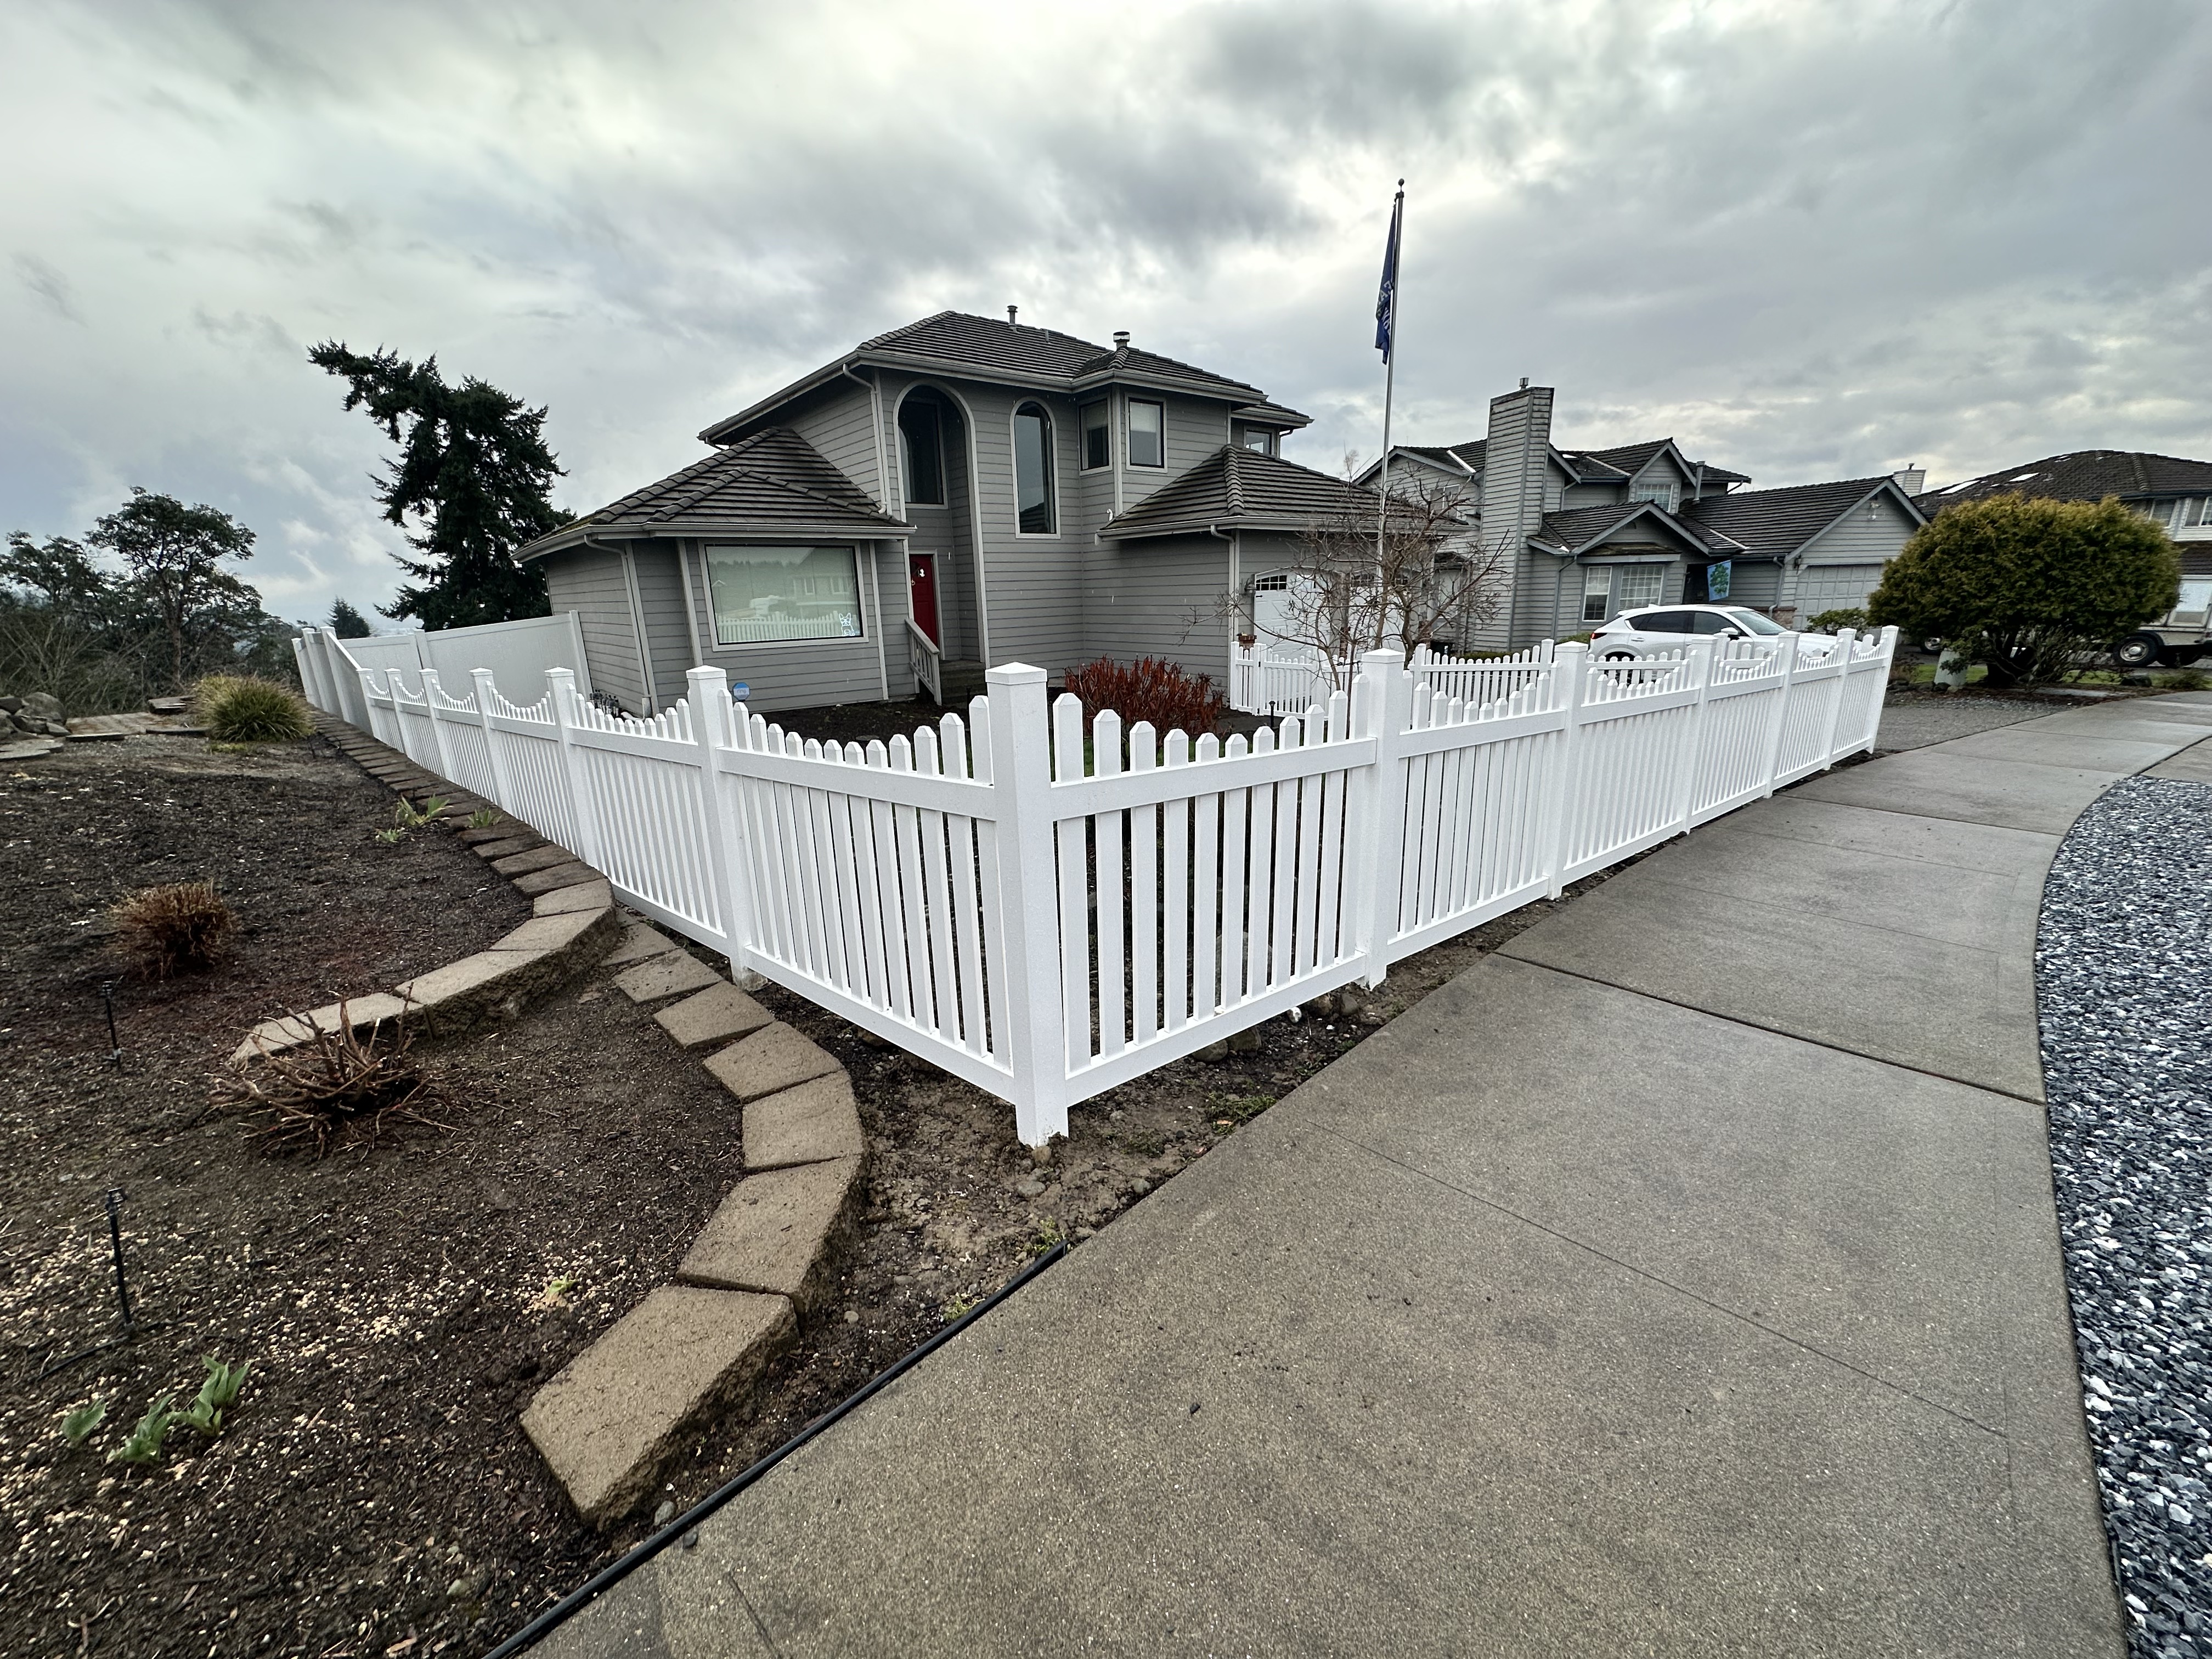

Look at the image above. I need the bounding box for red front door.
[908,553,940,645]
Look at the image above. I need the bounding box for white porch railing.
[300,624,1898,1146]
[906,619,944,704]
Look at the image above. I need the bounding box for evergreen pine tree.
[327,598,373,637]
[309,343,569,629]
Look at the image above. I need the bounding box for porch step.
[938,659,989,701]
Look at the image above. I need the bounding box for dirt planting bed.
[1,725,1607,1657]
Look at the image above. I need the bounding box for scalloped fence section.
[294,624,1899,1146]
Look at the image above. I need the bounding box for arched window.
[1013,402,1055,534]
[898,392,945,507]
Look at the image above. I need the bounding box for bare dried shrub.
[109,881,235,978]
[214,1003,446,1155]
[1060,656,1227,736]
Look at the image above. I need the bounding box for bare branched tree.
[1228,470,1509,689]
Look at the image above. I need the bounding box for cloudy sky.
[5,0,2208,627]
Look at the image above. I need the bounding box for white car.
[1589,604,1796,661]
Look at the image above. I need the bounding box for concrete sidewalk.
[542,694,2212,1659]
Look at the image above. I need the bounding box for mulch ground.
[0,717,1609,1658]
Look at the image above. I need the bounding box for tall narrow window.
[1082,402,1109,470]
[1013,402,1055,534]
[1128,399,1164,467]
[899,395,945,506]
[1582,568,1612,623]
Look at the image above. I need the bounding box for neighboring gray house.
[1359,384,1929,649]
[518,310,1356,714]
[1915,449,2212,665]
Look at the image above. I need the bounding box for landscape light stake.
[33,1188,149,1380]
[101,979,123,1067]
[105,1188,136,1336]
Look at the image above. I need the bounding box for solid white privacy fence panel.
[295,624,1897,1144]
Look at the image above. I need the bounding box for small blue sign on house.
[730,682,750,703]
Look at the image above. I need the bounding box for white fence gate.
[297,624,1898,1144]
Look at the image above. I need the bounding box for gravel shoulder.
[2038,774,2212,1657]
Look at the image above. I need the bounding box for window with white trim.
[1616,566,1664,611]
[1629,479,1680,512]
[1128,399,1164,468]
[1081,402,1109,470]
[898,396,945,506]
[704,545,864,645]
[1581,568,1612,623]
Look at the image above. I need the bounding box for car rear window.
[1727,608,1786,635]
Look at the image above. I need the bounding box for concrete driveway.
[536,693,2212,1659]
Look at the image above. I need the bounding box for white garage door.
[1796,563,1886,617]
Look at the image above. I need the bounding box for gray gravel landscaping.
[2040,775,2212,1657]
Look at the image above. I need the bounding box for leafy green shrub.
[1062,657,1226,736]
[110,880,235,977]
[1805,607,1870,635]
[1870,496,2181,687]
[195,674,312,742]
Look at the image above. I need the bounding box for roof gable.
[1102,447,1432,540]
[521,427,912,561]
[703,312,1302,444]
[1533,501,1725,557]
[1681,476,1923,558]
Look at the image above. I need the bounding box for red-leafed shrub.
[1060,657,1226,736]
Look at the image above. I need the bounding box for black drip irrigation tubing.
[483,1240,1069,1658]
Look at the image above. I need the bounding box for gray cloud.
[1,0,2208,625]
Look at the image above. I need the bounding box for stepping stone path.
[236,713,872,1529]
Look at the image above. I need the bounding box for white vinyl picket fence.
[297,623,1898,1144]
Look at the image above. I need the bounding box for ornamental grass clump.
[110,880,236,978]
[195,674,312,742]
[1061,656,1226,737]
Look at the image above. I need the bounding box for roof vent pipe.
[1519,376,1529,390]
[1007,305,1018,326]
[1114,330,1131,349]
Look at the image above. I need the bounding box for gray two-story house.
[520,310,1372,714]
[1361,383,1929,648]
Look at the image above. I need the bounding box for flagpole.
[1375,179,1404,639]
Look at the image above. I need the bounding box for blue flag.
[1374,189,1402,361]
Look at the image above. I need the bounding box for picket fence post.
[469,669,515,814]
[1820,628,1858,765]
[547,669,602,866]
[419,669,458,782]
[1539,641,1590,899]
[984,664,1068,1147]
[1759,633,1801,795]
[1351,648,1414,988]
[1673,640,1716,831]
[685,665,756,980]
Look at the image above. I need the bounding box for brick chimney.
[1481,383,1555,565]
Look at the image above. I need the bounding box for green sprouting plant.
[467,808,501,830]
[374,825,409,845]
[106,1393,177,1465]
[1206,1092,1276,1131]
[940,1294,980,1323]
[59,1398,108,1448]
[176,1357,250,1435]
[1028,1218,1065,1257]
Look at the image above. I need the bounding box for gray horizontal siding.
[1080,532,1234,686]
[1800,493,1917,563]
[786,385,883,507]
[632,546,694,711]
[544,546,646,712]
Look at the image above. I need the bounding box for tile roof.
[1917,450,2212,508]
[1532,502,1725,556]
[521,428,911,560]
[1231,400,1314,429]
[1681,476,1917,558]
[704,312,1306,443]
[1101,447,1423,540]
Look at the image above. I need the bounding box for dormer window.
[1240,427,1276,456]
[898,394,945,506]
[1128,399,1164,468]
[1630,480,1679,512]
[1082,402,1109,470]
[1013,403,1056,534]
